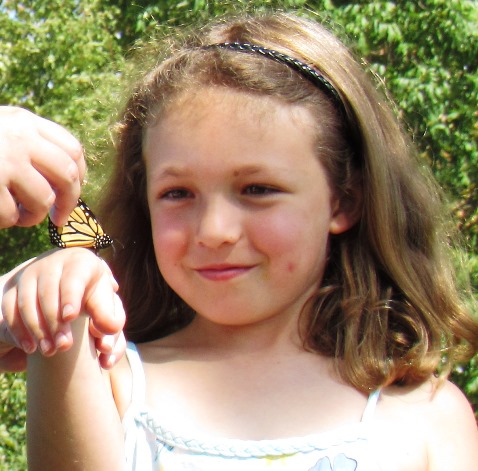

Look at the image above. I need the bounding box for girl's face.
[144,88,355,329]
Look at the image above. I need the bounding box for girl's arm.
[27,315,125,470]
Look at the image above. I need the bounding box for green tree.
[0,0,125,272]
[327,0,478,273]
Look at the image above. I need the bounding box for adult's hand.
[0,106,86,228]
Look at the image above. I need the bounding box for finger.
[89,293,123,355]
[27,140,83,227]
[36,115,85,180]
[53,323,73,352]
[2,283,37,353]
[57,251,104,322]
[94,333,116,354]
[35,263,75,354]
[98,331,126,370]
[0,258,39,352]
[0,311,22,348]
[60,254,123,334]
[16,271,57,355]
[36,262,62,333]
[36,117,86,226]
[9,165,56,227]
[0,186,20,228]
[86,276,126,336]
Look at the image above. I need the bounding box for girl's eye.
[160,188,193,200]
[243,185,280,196]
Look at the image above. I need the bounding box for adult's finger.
[8,164,57,227]
[0,186,20,228]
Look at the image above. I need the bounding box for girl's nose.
[195,198,241,248]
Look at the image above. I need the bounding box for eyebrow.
[232,165,265,177]
[154,167,192,179]
[153,164,268,180]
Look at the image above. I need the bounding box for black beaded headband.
[203,42,347,119]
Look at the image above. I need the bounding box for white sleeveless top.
[122,342,382,470]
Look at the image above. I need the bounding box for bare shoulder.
[375,380,478,471]
[423,380,478,470]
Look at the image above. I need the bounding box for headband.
[204,42,347,119]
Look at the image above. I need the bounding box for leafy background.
[0,0,477,468]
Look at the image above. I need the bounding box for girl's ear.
[329,188,363,235]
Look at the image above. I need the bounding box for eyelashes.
[242,184,281,196]
[159,184,282,201]
[160,188,193,200]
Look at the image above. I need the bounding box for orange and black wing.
[48,199,112,252]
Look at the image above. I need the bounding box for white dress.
[122,342,382,471]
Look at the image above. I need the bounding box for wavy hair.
[100,12,478,392]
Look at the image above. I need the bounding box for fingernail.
[21,340,36,354]
[62,304,75,320]
[55,332,70,350]
[102,335,115,352]
[67,161,79,181]
[106,355,116,368]
[39,338,53,355]
[48,204,60,225]
[47,192,56,206]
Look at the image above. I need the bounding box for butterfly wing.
[48,199,112,252]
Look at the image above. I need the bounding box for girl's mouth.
[195,264,254,281]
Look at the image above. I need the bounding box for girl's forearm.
[27,316,125,470]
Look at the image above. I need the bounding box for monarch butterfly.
[48,198,112,253]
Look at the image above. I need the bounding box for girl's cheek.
[252,211,303,255]
[152,219,189,262]
[251,209,330,275]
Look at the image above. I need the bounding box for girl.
[3,11,478,471]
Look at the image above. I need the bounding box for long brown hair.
[100,12,478,392]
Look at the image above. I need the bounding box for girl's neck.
[171,311,306,359]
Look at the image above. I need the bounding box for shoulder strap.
[361,389,381,423]
[125,341,146,406]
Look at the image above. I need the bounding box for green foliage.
[0,0,125,199]
[326,0,478,258]
[103,0,308,45]
[0,0,477,467]
[453,356,478,413]
[0,373,26,470]
[0,0,121,120]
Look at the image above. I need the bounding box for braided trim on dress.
[137,411,368,458]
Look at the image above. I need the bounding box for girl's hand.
[0,248,126,370]
[0,106,86,228]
